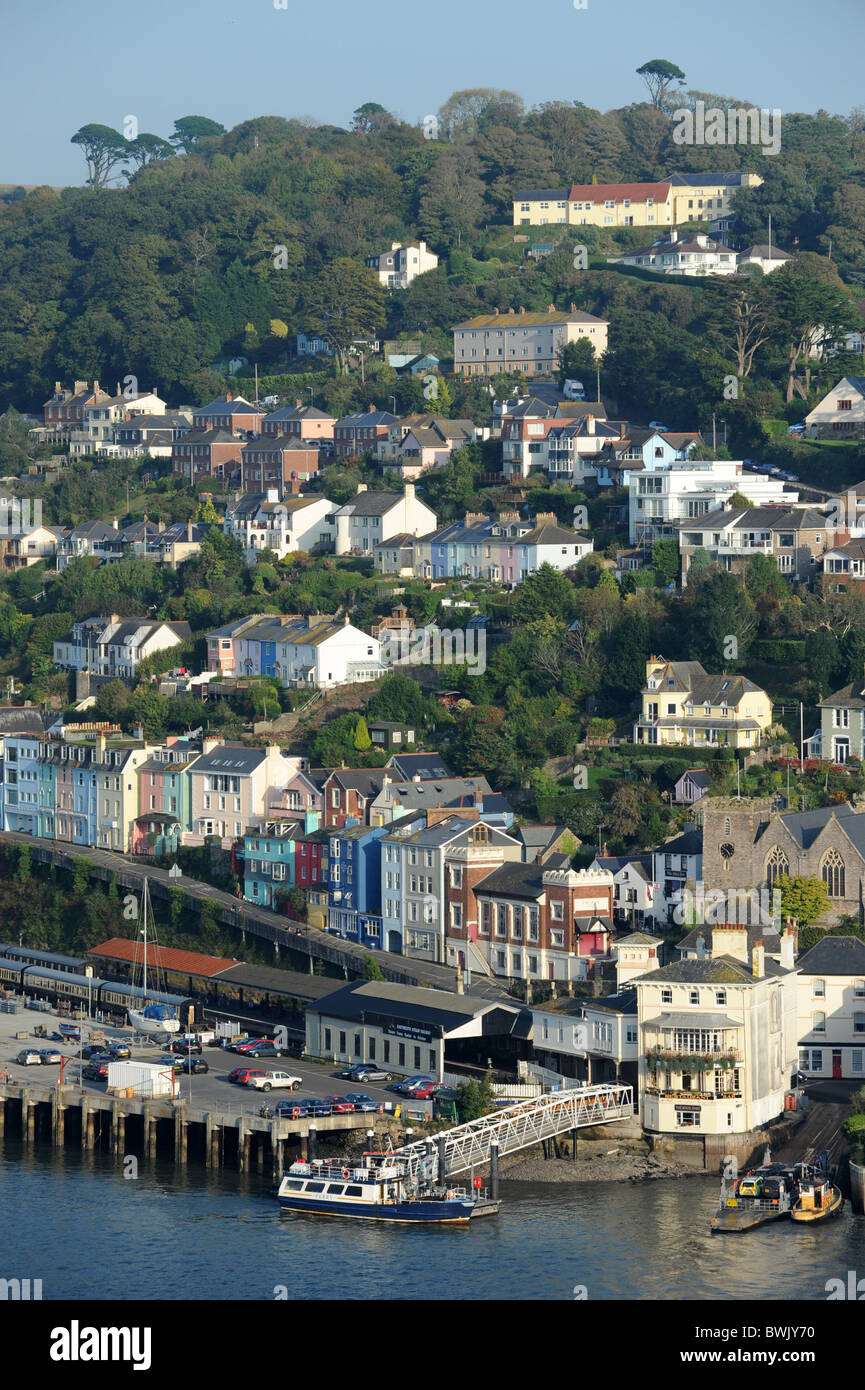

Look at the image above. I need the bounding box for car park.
[164,1037,202,1056]
[38,1049,62,1064]
[403,1081,439,1100]
[16,1049,42,1066]
[244,1070,302,1092]
[104,1043,132,1060]
[338,1063,392,1082]
[81,1043,110,1060]
[240,1041,284,1058]
[160,1055,209,1074]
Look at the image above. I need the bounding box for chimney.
[356,483,367,494]
[519,306,526,314]
[226,390,232,402]
[186,520,193,542]
[96,731,107,759]
[93,379,100,394]
[54,381,61,393]
[547,304,555,313]
[780,927,796,971]
[405,483,415,504]
[669,228,678,243]
[344,612,350,626]
[493,307,499,316]
[695,934,707,960]
[369,403,376,413]
[115,381,121,397]
[112,517,118,529]
[74,380,86,394]
[133,721,144,741]
[413,772,422,783]
[710,924,750,964]
[752,942,765,979]
[295,399,303,408]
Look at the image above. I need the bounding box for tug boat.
[710,1162,799,1233]
[276,1151,496,1224]
[791,1172,843,1223]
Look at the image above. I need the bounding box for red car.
[403,1081,439,1100]
[324,1095,356,1113]
[228,1067,266,1086]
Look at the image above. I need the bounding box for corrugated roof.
[88,937,236,979]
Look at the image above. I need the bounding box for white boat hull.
[128,1009,181,1037]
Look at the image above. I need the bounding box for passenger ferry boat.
[276,1151,491,1224]
[791,1169,843,1223]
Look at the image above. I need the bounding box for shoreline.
[500,1151,710,1185]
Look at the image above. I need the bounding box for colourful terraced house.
[132,738,203,855]
[242,812,325,909]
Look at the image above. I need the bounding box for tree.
[70,124,129,188]
[351,103,395,135]
[779,875,830,928]
[607,784,644,840]
[769,258,858,401]
[363,955,385,980]
[124,133,175,172]
[511,564,575,624]
[557,339,597,387]
[170,116,226,153]
[353,715,372,750]
[455,1072,495,1121]
[437,89,524,141]
[306,259,386,373]
[635,59,686,110]
[651,539,680,586]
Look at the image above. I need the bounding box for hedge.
[752,639,807,662]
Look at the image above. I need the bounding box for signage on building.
[674,1103,701,1112]
[383,1021,434,1044]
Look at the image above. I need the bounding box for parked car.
[226,1037,255,1053]
[82,1059,110,1081]
[103,1043,132,1060]
[81,1043,109,1060]
[38,1049,62,1064]
[338,1063,392,1082]
[342,1093,378,1112]
[298,1097,333,1116]
[227,1066,266,1086]
[159,1056,209,1074]
[16,1049,42,1066]
[164,1037,202,1056]
[324,1095,356,1112]
[392,1075,434,1095]
[244,1071,302,1092]
[241,1041,284,1058]
[649,421,669,432]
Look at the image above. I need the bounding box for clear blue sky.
[1,0,862,186]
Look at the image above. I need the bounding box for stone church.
[700,796,865,921]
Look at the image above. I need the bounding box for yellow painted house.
[634,657,772,749]
[512,173,762,229]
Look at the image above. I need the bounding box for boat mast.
[141,878,148,1005]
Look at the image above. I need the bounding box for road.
[0,829,512,1004]
[774,1079,856,1170]
[0,1006,425,1123]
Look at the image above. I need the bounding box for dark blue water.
[0,1142,861,1300]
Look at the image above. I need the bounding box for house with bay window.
[634,656,772,750]
[817,670,865,763]
[532,992,639,1087]
[635,924,799,1139]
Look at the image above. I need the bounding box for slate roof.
[474,862,547,899]
[0,706,47,735]
[767,803,862,852]
[513,188,569,201]
[666,172,752,187]
[377,776,494,811]
[325,768,388,796]
[335,490,403,517]
[190,746,269,776]
[820,681,865,710]
[641,957,765,985]
[385,752,451,780]
[657,829,702,856]
[678,768,711,790]
[586,991,638,1015]
[196,396,263,417]
[796,935,865,976]
[676,923,780,957]
[308,979,520,1030]
[647,659,764,704]
[455,310,605,329]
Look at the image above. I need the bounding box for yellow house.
[634,657,772,749]
[453,306,608,378]
[512,173,762,230]
[667,172,763,225]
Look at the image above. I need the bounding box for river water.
[0,1142,861,1301]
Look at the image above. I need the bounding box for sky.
[0,0,862,187]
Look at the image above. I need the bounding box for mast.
[141,878,148,1005]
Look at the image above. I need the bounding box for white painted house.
[275,616,383,689]
[612,229,738,276]
[796,936,865,1081]
[365,241,439,289]
[805,377,865,440]
[334,485,437,556]
[629,457,797,546]
[224,490,337,561]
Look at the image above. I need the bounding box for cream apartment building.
[512,173,761,229]
[453,307,608,379]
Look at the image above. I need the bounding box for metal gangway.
[394,1082,633,1180]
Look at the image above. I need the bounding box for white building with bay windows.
[795,936,865,1081]
[635,924,799,1138]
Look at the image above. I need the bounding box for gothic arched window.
[765,846,789,887]
[821,848,846,900]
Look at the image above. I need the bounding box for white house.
[365,241,439,289]
[334,485,437,556]
[224,490,337,561]
[53,616,191,679]
[805,377,865,440]
[68,390,167,457]
[532,992,639,1086]
[591,855,656,931]
[737,244,793,275]
[275,616,384,689]
[629,456,797,546]
[611,229,738,276]
[612,934,663,990]
[795,936,865,1081]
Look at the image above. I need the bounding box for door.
[832,1049,842,1079]
[835,739,849,764]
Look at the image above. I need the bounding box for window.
[689,989,699,1005]
[855,980,865,998]
[551,901,563,920]
[765,846,788,887]
[813,1012,826,1033]
[715,991,727,1006]
[676,1109,701,1128]
[855,1013,865,1035]
[813,978,826,998]
[661,988,673,1004]
[821,848,845,899]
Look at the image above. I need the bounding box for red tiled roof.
[568,181,671,202]
[89,937,237,979]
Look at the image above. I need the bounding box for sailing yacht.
[127,878,180,1037]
